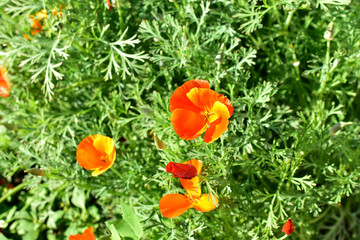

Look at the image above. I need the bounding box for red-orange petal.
[76,134,116,176]
[69,226,95,240]
[159,194,193,218]
[180,176,202,197]
[171,108,207,140]
[282,219,295,235]
[193,193,218,212]
[186,88,220,112]
[0,65,10,98]
[169,79,210,113]
[166,162,198,179]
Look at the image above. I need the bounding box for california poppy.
[30,18,43,35]
[169,79,233,143]
[76,134,116,176]
[282,219,295,235]
[69,226,95,240]
[159,159,218,218]
[0,65,10,98]
[166,162,198,179]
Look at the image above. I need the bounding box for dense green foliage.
[1,0,360,239]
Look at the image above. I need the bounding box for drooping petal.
[282,219,295,235]
[93,134,115,156]
[0,65,10,98]
[180,176,202,197]
[193,193,218,212]
[169,79,210,113]
[204,101,231,143]
[166,162,198,179]
[159,194,193,218]
[171,108,207,140]
[182,159,202,175]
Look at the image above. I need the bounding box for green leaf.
[120,202,143,239]
[71,187,86,209]
[105,222,121,240]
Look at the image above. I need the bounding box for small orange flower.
[0,65,10,98]
[76,134,116,176]
[30,18,43,35]
[159,159,218,218]
[169,80,233,143]
[69,226,95,240]
[52,4,65,18]
[282,219,295,235]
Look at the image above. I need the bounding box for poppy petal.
[169,79,209,113]
[69,226,95,240]
[204,101,231,143]
[182,159,202,175]
[159,194,193,218]
[0,65,10,98]
[180,176,202,197]
[282,219,295,235]
[193,193,218,212]
[186,88,219,112]
[171,108,207,140]
[93,134,115,156]
[166,162,198,179]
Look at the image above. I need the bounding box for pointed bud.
[25,168,45,177]
[324,18,336,41]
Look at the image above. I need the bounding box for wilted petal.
[182,159,202,175]
[193,193,218,212]
[159,194,193,218]
[166,162,198,179]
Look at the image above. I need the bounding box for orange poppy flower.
[0,65,10,98]
[69,226,95,240]
[282,219,295,235]
[76,134,116,176]
[159,159,218,218]
[169,80,233,143]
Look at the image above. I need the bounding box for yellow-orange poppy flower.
[169,80,233,143]
[159,159,218,218]
[0,65,10,98]
[76,134,116,176]
[69,226,95,240]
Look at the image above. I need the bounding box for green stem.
[0,181,28,204]
[319,40,331,97]
[284,10,295,30]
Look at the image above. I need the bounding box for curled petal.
[193,193,218,212]
[282,219,295,235]
[159,194,193,218]
[166,162,198,179]
[76,134,116,176]
[171,108,207,140]
[0,65,10,98]
[182,159,202,175]
[69,226,95,240]
[169,79,210,113]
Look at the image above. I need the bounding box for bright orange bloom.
[282,219,295,235]
[52,4,65,18]
[0,65,10,98]
[69,227,95,240]
[76,134,116,176]
[159,159,218,218]
[169,80,233,143]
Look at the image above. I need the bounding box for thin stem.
[0,181,29,204]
